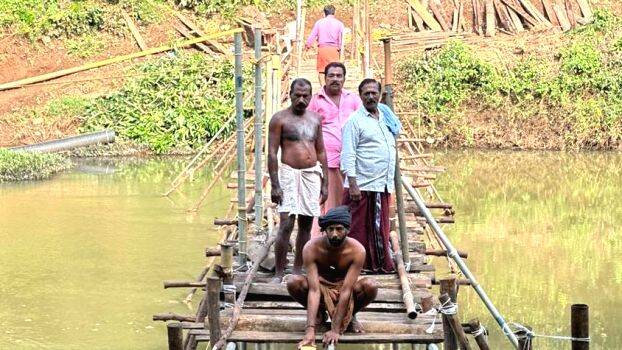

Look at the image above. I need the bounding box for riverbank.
[395,10,622,150]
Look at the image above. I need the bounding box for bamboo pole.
[382,38,409,265]
[235,32,247,267]
[402,180,520,348]
[0,29,243,91]
[168,322,184,350]
[254,28,264,230]
[206,277,222,347]
[122,11,147,50]
[438,294,472,350]
[211,234,278,350]
[389,232,418,319]
[440,276,458,350]
[571,304,589,350]
[467,319,490,350]
[364,0,371,77]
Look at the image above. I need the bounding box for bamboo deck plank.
[192,331,444,343]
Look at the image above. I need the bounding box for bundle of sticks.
[406,0,594,36]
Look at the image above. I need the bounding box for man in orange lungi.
[305,4,344,86]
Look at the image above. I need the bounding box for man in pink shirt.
[308,62,362,236]
[305,5,344,86]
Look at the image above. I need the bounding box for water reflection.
[434,150,622,350]
[0,157,228,350]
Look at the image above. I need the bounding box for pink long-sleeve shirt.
[306,15,344,49]
[308,87,362,168]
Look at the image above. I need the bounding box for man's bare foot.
[271,274,284,284]
[346,316,365,333]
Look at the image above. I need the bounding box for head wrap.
[318,205,351,231]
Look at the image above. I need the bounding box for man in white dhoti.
[268,78,328,283]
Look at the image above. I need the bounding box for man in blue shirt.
[340,79,396,273]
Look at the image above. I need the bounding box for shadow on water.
[0,152,620,349]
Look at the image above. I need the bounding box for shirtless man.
[286,206,378,348]
[268,78,329,283]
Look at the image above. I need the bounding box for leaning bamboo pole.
[211,234,278,350]
[389,231,418,319]
[402,180,520,349]
[0,29,243,91]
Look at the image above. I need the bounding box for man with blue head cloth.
[286,206,378,349]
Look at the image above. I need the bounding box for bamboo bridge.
[151,1,591,349]
[152,24,492,349]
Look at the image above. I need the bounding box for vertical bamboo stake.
[298,4,307,77]
[254,28,264,229]
[438,294,472,350]
[295,0,302,77]
[234,33,247,266]
[364,0,371,77]
[514,326,532,350]
[571,304,589,350]
[264,58,273,154]
[467,319,490,350]
[207,277,222,347]
[167,322,183,350]
[440,276,458,350]
[273,55,281,106]
[382,38,409,265]
[352,0,359,63]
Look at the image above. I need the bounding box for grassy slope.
[395,10,622,150]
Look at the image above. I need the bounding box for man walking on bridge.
[268,78,329,283]
[308,62,361,236]
[287,205,378,348]
[340,79,401,273]
[305,4,345,86]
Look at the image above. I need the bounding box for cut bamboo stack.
[405,0,595,35]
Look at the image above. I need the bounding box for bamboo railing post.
[439,294,472,350]
[514,325,532,350]
[389,231,418,319]
[167,322,184,350]
[440,276,458,350]
[254,28,264,230]
[571,304,589,350]
[234,32,247,267]
[467,319,490,350]
[207,277,222,347]
[220,242,235,305]
[363,0,371,77]
[382,37,409,265]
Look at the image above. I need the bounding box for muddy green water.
[0,152,620,349]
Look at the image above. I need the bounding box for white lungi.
[278,162,322,217]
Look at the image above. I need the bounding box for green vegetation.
[65,33,106,58]
[0,148,71,182]
[0,0,166,40]
[174,0,350,18]
[396,9,622,150]
[77,52,248,154]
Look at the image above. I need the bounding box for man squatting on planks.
[287,206,378,348]
[268,78,329,283]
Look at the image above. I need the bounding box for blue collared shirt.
[340,106,396,193]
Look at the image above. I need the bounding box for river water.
[0,152,620,349]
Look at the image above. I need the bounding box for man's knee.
[286,275,308,295]
[356,277,379,299]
